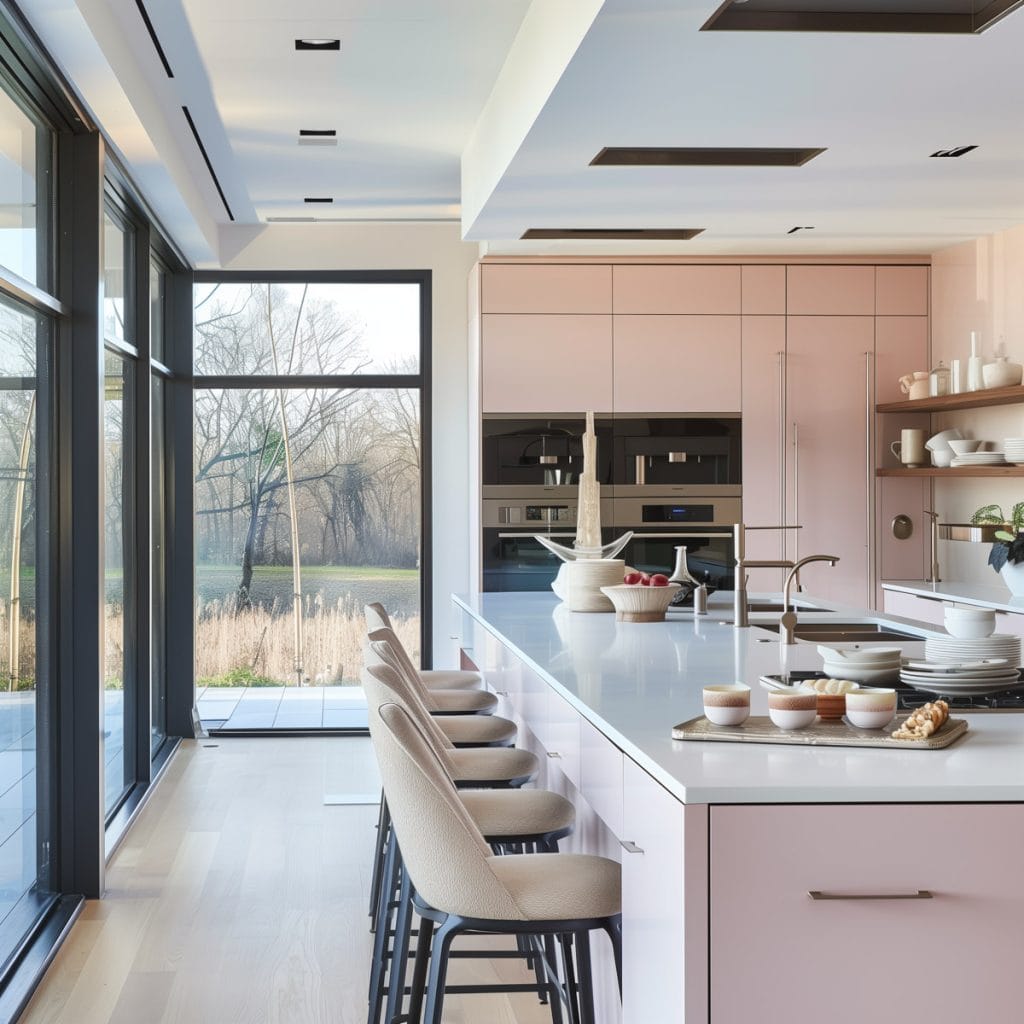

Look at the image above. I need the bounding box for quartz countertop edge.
[454,590,1024,805]
[883,579,1024,614]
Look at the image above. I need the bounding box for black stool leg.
[367,834,398,1021]
[602,916,623,994]
[542,935,565,1024]
[424,917,459,1024]
[406,912,434,1024]
[385,870,414,1024]
[573,931,597,1024]
[368,796,390,928]
[559,932,581,1024]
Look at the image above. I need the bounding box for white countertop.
[454,590,1024,805]
[884,579,1024,614]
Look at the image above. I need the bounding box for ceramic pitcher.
[898,371,930,401]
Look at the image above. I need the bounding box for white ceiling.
[16,0,1024,260]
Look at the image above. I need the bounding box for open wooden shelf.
[877,466,1024,478]
[876,384,1024,414]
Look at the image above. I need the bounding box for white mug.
[891,429,926,467]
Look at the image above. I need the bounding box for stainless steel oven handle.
[497,532,577,539]
[624,532,730,539]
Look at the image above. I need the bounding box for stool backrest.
[368,699,521,920]
[364,602,392,632]
[364,626,436,710]
[361,663,457,770]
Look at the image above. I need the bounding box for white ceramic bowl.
[822,662,900,685]
[599,582,681,622]
[931,449,954,468]
[846,707,896,729]
[925,428,963,452]
[768,706,818,730]
[944,620,996,639]
[819,644,902,664]
[948,439,981,455]
[703,684,751,727]
[945,606,998,619]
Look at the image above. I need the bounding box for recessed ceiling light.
[303,197,333,204]
[521,228,705,240]
[591,147,825,167]
[702,0,1024,34]
[787,226,815,235]
[930,145,978,158]
[295,38,340,51]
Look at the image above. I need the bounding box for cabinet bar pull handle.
[808,890,933,901]
[620,840,644,854]
[865,349,876,605]
[778,351,787,567]
[546,751,562,759]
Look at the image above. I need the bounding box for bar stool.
[366,626,498,715]
[363,665,572,1023]
[364,602,482,690]
[370,699,622,1024]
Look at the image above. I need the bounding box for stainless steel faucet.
[733,522,804,627]
[779,555,840,644]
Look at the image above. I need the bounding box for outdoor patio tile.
[218,714,277,729]
[322,710,370,729]
[272,714,325,729]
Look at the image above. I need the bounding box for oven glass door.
[482,529,572,592]
[611,529,735,590]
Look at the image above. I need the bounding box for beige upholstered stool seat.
[429,688,497,714]
[435,715,516,747]
[449,746,538,785]
[459,789,574,839]
[420,668,482,690]
[487,853,621,922]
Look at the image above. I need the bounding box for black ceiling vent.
[295,38,341,50]
[591,147,825,167]
[787,226,815,235]
[304,197,334,204]
[135,0,174,77]
[521,228,706,240]
[299,129,338,147]
[702,0,1024,34]
[181,106,233,221]
[930,145,979,158]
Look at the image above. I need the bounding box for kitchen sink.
[754,621,921,642]
[746,601,833,614]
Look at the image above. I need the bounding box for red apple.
[639,573,652,586]
[623,571,644,585]
[649,573,670,587]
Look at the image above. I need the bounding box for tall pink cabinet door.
[786,316,875,605]
[480,314,613,413]
[480,264,612,314]
[612,315,741,413]
[741,316,787,590]
[710,804,1024,1024]
[786,266,875,315]
[621,760,708,1024]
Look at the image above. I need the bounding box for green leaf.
[995,530,1016,542]
[972,504,1006,525]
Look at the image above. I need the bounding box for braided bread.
[892,700,949,741]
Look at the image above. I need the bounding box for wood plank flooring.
[20,738,551,1024]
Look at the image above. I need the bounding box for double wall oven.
[481,416,741,593]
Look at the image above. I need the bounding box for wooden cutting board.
[671,715,968,750]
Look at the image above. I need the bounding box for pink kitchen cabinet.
[786,316,875,605]
[875,315,929,404]
[621,760,707,1024]
[480,263,612,314]
[876,265,929,316]
[612,265,741,314]
[741,316,788,589]
[741,265,786,314]
[711,803,1024,1024]
[612,315,741,412]
[481,314,613,412]
[786,265,875,315]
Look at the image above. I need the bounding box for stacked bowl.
[818,644,902,685]
[944,605,995,639]
[1004,438,1024,465]
[926,428,961,469]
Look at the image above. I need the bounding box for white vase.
[1000,560,1024,596]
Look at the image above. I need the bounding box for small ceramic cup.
[703,684,751,726]
[767,689,818,730]
[845,688,897,729]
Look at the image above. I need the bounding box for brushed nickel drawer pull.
[808,890,933,901]
[546,751,562,759]
[620,841,644,855]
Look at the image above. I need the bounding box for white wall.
[930,223,1024,584]
[216,221,478,666]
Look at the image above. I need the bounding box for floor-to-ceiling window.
[192,277,429,731]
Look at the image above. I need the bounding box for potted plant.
[971,503,1024,594]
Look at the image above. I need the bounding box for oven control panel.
[495,504,577,525]
[642,503,715,523]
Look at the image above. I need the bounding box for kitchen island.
[453,590,1024,1024]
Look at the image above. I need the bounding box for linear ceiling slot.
[590,147,825,167]
[787,226,815,234]
[299,129,337,137]
[181,106,234,221]
[930,145,978,157]
[521,228,705,240]
[267,217,316,223]
[303,197,334,204]
[701,0,1024,34]
[295,38,341,51]
[134,0,174,77]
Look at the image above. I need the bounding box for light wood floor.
[20,737,551,1024]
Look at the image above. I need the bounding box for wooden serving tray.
[671,715,968,750]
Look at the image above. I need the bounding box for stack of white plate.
[925,633,1022,666]
[818,644,902,684]
[900,658,1023,697]
[1004,438,1024,465]
[950,451,1006,467]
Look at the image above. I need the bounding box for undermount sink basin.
[746,601,833,614]
[754,621,921,643]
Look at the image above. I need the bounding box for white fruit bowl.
[600,583,681,622]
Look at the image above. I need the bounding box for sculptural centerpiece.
[536,411,633,612]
